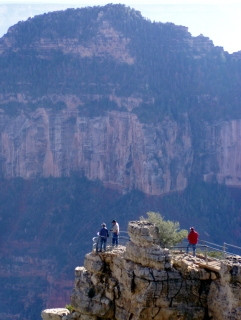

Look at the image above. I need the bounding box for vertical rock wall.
[201,119,241,186]
[0,109,193,195]
[3,107,241,193]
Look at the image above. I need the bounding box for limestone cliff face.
[3,107,241,193]
[0,109,192,195]
[41,221,241,320]
[200,119,241,187]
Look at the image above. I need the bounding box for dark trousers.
[100,237,107,251]
[112,233,119,246]
[187,243,196,256]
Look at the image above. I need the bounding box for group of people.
[97,220,199,256]
[98,220,119,252]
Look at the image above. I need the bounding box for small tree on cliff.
[140,212,188,247]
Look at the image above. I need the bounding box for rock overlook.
[42,221,241,320]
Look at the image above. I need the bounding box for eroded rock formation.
[41,221,241,320]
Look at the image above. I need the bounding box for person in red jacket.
[186,227,199,257]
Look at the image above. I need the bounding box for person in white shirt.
[110,219,119,247]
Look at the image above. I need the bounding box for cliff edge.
[41,221,241,320]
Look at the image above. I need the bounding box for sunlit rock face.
[0,109,193,195]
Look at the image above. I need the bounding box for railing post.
[96,236,100,254]
[205,246,208,264]
[223,242,226,259]
[110,231,113,249]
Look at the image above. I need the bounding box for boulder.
[128,221,160,247]
[41,308,69,320]
[124,241,170,269]
[84,253,104,274]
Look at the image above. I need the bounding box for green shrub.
[140,212,188,247]
[65,304,75,312]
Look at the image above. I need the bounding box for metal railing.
[223,242,241,264]
[92,231,130,253]
[169,241,210,263]
[169,239,241,265]
[92,231,241,265]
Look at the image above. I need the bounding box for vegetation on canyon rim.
[1,4,241,123]
[140,212,188,247]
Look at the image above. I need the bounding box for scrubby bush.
[140,212,188,247]
[65,304,75,312]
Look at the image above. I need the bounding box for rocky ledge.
[42,221,241,320]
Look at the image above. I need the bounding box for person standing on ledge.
[186,227,199,257]
[110,219,119,247]
[99,223,109,252]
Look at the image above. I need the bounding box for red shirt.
[188,230,199,244]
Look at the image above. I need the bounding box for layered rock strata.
[41,221,241,320]
[201,119,241,187]
[1,5,241,195]
[0,110,192,195]
[2,107,241,193]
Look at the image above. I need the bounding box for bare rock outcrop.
[41,220,241,320]
[207,262,241,319]
[41,308,70,320]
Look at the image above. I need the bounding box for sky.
[0,1,241,53]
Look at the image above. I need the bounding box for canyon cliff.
[0,109,192,195]
[42,221,241,320]
[2,109,241,194]
[0,5,241,193]
[1,4,241,320]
